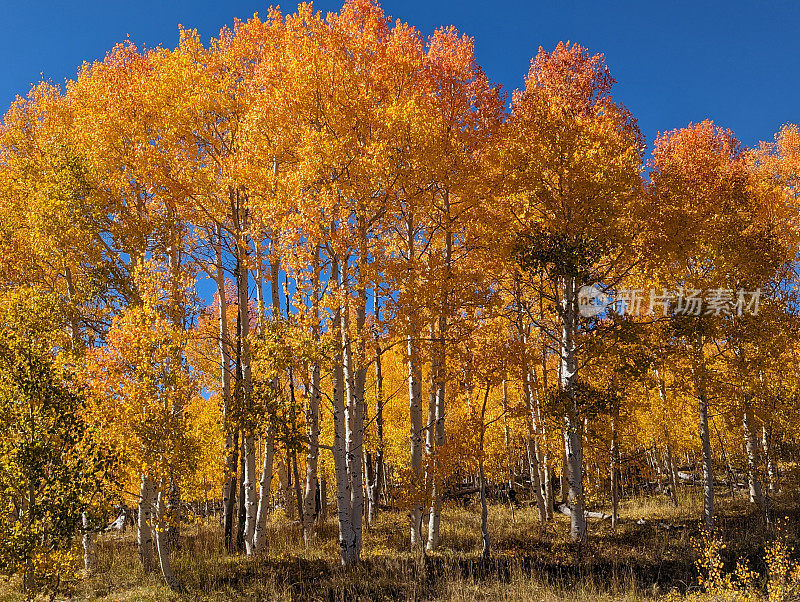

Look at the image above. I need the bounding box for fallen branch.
[556,504,611,520]
[555,505,682,529]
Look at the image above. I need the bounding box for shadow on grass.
[77,496,800,601]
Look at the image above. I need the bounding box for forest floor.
[3,490,800,601]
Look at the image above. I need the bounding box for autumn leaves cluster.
[1,0,799,586]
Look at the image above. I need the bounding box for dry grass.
[2,492,798,601]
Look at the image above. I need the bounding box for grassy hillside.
[4,491,798,601]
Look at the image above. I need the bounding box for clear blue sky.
[1,1,798,149]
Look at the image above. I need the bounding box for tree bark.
[536,358,553,520]
[690,335,715,533]
[524,412,546,525]
[560,441,569,503]
[340,256,364,560]
[539,317,554,520]
[279,456,293,519]
[404,217,425,551]
[330,254,358,565]
[610,411,620,529]
[81,512,96,575]
[155,486,184,593]
[224,431,239,553]
[302,364,321,537]
[137,475,156,572]
[408,331,424,549]
[235,232,257,554]
[500,380,516,523]
[318,477,328,526]
[521,336,547,525]
[253,243,281,548]
[165,478,181,551]
[664,438,679,507]
[426,210,450,553]
[367,289,384,526]
[698,390,715,532]
[655,370,679,507]
[479,385,491,559]
[364,451,376,528]
[242,434,257,554]
[426,323,443,551]
[291,449,303,523]
[302,248,322,540]
[236,440,246,550]
[742,401,764,507]
[561,276,585,541]
[252,433,275,554]
[762,424,776,493]
[214,225,237,553]
[302,363,320,543]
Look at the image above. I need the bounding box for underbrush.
[2,493,799,601]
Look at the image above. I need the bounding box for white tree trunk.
[333,370,356,566]
[655,370,680,507]
[291,450,303,524]
[560,442,569,503]
[500,380,517,523]
[137,475,156,572]
[154,486,184,592]
[692,337,715,533]
[302,363,321,538]
[561,277,585,541]
[426,332,445,551]
[425,323,441,551]
[665,437,679,507]
[406,218,425,550]
[742,403,763,507]
[539,346,553,520]
[331,255,357,565]
[535,365,553,521]
[426,215,450,553]
[526,438,547,524]
[521,341,547,525]
[367,291,384,526]
[278,457,293,519]
[479,386,491,559]
[542,460,553,520]
[352,255,369,541]
[242,434,257,554]
[479,460,490,559]
[302,250,322,540]
[253,432,275,554]
[762,425,776,493]
[253,246,282,552]
[214,225,237,552]
[237,239,258,554]
[699,389,715,532]
[408,333,424,549]
[81,512,96,574]
[340,259,364,561]
[317,477,328,527]
[610,413,620,529]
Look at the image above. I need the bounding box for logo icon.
[578,284,609,317]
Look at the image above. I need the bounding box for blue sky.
[1,1,798,150]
